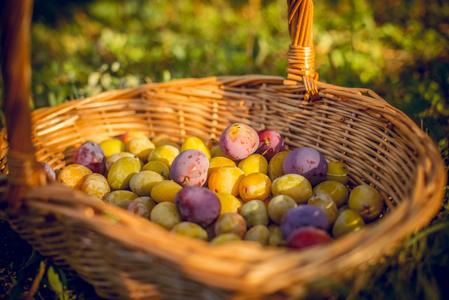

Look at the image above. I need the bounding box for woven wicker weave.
[1,0,446,299]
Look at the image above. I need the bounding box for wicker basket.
[1,0,446,299]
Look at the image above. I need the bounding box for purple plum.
[283,147,328,186]
[174,186,221,228]
[73,141,106,174]
[280,205,329,239]
[38,161,56,181]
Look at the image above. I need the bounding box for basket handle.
[1,0,46,212]
[286,0,320,100]
[0,0,318,212]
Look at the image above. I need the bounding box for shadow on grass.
[0,220,100,300]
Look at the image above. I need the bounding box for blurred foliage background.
[0,0,448,299]
[3,0,447,145]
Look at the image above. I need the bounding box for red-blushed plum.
[256,129,284,161]
[73,141,106,174]
[127,196,156,219]
[219,123,259,160]
[283,147,328,186]
[170,149,209,187]
[174,186,221,228]
[286,226,333,250]
[280,205,330,239]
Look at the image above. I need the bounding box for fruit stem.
[185,177,192,187]
[262,147,274,156]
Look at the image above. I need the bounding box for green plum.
[312,180,349,207]
[271,174,312,204]
[150,202,181,230]
[244,225,270,245]
[171,222,208,241]
[240,200,269,227]
[268,224,286,247]
[210,233,242,245]
[267,195,297,224]
[332,209,365,238]
[326,161,349,185]
[348,185,383,222]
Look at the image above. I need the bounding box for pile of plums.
[43,123,384,250]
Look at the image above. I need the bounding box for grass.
[1,0,449,299]
[0,219,99,299]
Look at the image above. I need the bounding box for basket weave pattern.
[1,0,446,299]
